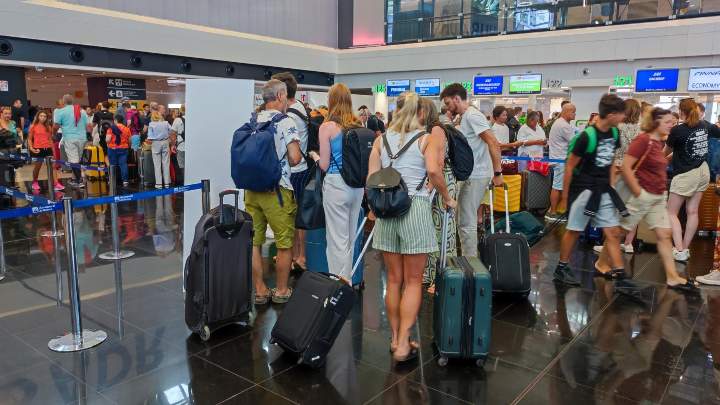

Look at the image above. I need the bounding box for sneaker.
[624,244,634,254]
[593,245,604,253]
[54,182,65,191]
[673,248,689,262]
[553,266,581,287]
[544,212,567,223]
[155,185,162,190]
[31,181,40,191]
[122,182,129,187]
[697,270,720,286]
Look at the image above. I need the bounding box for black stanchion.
[113,260,125,338]
[0,219,5,282]
[48,197,107,352]
[99,165,134,261]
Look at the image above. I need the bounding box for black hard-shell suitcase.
[433,210,492,368]
[521,169,552,213]
[270,223,375,368]
[184,190,254,341]
[140,149,155,186]
[481,183,531,297]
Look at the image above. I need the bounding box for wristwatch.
[494,171,502,177]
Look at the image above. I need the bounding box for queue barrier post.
[48,197,107,352]
[40,156,65,304]
[0,219,5,282]
[98,166,135,261]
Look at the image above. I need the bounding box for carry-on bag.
[270,224,375,368]
[295,163,325,230]
[141,148,155,186]
[492,211,545,247]
[521,169,552,213]
[481,183,531,297]
[81,144,106,180]
[184,190,254,341]
[433,209,492,368]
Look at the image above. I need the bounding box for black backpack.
[331,127,376,188]
[287,106,320,155]
[366,132,426,218]
[442,124,474,181]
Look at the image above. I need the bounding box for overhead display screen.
[414,78,441,96]
[687,67,720,92]
[386,79,411,97]
[635,69,679,92]
[509,74,542,95]
[473,76,503,95]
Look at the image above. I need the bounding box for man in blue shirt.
[53,94,90,188]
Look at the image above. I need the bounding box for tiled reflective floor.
[0,169,719,404]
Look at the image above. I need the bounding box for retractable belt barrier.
[501,156,566,164]
[0,151,108,172]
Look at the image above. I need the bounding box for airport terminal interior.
[1,0,720,404]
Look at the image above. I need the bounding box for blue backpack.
[231,112,287,195]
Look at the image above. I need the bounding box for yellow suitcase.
[487,175,521,212]
[82,145,106,180]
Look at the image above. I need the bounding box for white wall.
[183,79,254,266]
[64,0,339,47]
[2,0,337,73]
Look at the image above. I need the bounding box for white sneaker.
[673,248,689,262]
[624,244,634,254]
[593,245,604,253]
[697,270,720,286]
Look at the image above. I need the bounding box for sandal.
[292,261,307,272]
[667,279,700,293]
[254,290,271,305]
[609,269,627,280]
[393,346,419,363]
[271,287,293,304]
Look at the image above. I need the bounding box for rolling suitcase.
[270,225,375,368]
[184,190,254,341]
[433,209,492,368]
[521,170,552,213]
[81,145,106,180]
[481,183,531,297]
[140,148,155,186]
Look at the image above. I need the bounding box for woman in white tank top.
[367,92,457,362]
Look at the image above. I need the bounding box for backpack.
[442,124,474,181]
[231,112,288,195]
[567,125,619,174]
[287,105,320,155]
[332,127,376,188]
[366,132,426,218]
[125,110,141,134]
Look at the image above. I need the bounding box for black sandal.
[667,280,700,293]
[609,269,627,280]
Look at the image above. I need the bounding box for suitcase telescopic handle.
[218,189,240,223]
[440,209,452,269]
[487,182,511,234]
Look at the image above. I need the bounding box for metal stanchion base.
[48,330,107,352]
[99,250,135,260]
[40,230,65,238]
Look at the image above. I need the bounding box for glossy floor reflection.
[0,172,718,404]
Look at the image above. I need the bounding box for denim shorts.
[552,164,565,191]
[566,189,620,232]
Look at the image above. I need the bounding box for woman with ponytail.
[665,98,720,266]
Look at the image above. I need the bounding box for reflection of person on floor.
[323,321,358,401]
[152,195,177,256]
[72,209,99,269]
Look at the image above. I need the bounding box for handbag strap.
[631,137,652,173]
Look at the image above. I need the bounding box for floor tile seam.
[509,253,661,404]
[246,384,301,405]
[255,363,300,386]
[355,357,426,380]
[423,384,475,404]
[216,384,261,405]
[361,374,411,405]
[187,352,256,386]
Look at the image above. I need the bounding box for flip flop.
[667,280,700,293]
[393,346,419,363]
[271,287,294,304]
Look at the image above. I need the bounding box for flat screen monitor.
[386,79,410,97]
[414,78,440,96]
[635,69,679,92]
[509,74,542,94]
[687,67,720,92]
[473,76,503,95]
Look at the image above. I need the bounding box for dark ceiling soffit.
[0,35,335,86]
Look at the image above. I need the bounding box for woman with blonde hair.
[308,83,364,282]
[146,111,176,188]
[367,92,455,362]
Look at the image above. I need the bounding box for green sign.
[613,75,633,87]
[441,81,472,92]
[372,83,386,93]
[509,74,542,95]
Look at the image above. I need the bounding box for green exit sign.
[613,75,633,87]
[372,83,386,93]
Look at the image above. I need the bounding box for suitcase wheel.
[199,325,211,341]
[437,356,449,367]
[476,357,486,368]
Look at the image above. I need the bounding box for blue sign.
[414,78,440,96]
[386,79,410,97]
[473,76,504,95]
[635,69,679,92]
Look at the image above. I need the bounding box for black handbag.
[367,132,426,219]
[295,162,325,230]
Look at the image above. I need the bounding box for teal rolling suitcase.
[433,210,492,367]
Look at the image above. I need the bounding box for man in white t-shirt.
[545,103,576,222]
[441,83,503,257]
[272,72,310,272]
[170,111,185,169]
